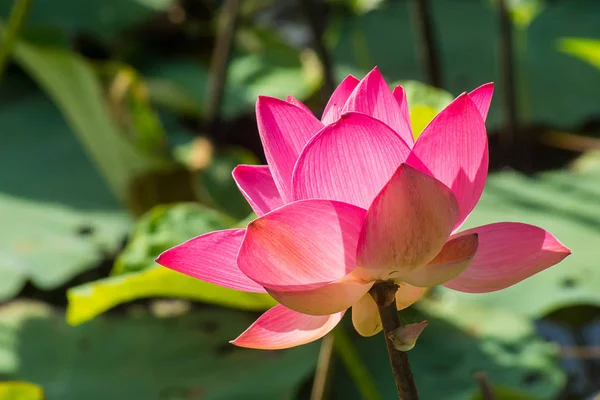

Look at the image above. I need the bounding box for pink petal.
[408,93,488,230]
[256,96,324,202]
[233,165,284,217]
[392,85,413,140]
[292,112,412,209]
[468,83,494,121]
[267,276,373,316]
[237,200,372,315]
[156,229,265,293]
[286,94,314,115]
[232,305,344,350]
[444,223,571,293]
[404,233,478,287]
[342,67,414,146]
[356,164,459,281]
[352,294,381,337]
[321,75,360,125]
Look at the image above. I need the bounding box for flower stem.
[205,0,240,134]
[333,327,382,400]
[310,332,335,400]
[475,372,498,400]
[411,0,442,88]
[370,282,419,400]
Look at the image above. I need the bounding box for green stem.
[515,28,532,125]
[0,0,31,84]
[310,333,335,400]
[205,0,240,134]
[475,372,498,400]
[333,327,381,400]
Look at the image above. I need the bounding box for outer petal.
[342,67,414,146]
[392,85,413,139]
[233,165,284,216]
[444,223,571,293]
[156,229,265,293]
[238,200,372,315]
[232,305,344,350]
[468,83,494,121]
[408,93,488,230]
[292,112,412,209]
[352,294,381,337]
[286,94,313,115]
[256,96,324,201]
[321,75,360,125]
[268,276,373,317]
[357,164,459,280]
[404,233,478,287]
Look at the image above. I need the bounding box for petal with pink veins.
[403,233,478,287]
[342,67,414,146]
[156,229,265,293]
[233,165,284,217]
[232,305,344,350]
[408,93,488,230]
[357,164,459,281]
[238,200,372,315]
[321,75,360,125]
[256,96,324,201]
[444,223,571,293]
[468,83,494,121]
[286,94,314,115]
[292,112,412,209]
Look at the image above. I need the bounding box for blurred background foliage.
[0,0,599,399]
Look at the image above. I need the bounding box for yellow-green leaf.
[67,266,276,326]
[0,382,44,400]
[409,105,438,139]
[559,37,600,70]
[390,80,454,139]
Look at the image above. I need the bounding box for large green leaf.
[11,39,168,205]
[0,301,318,400]
[0,0,170,42]
[67,203,274,324]
[0,93,130,300]
[332,299,565,399]
[441,164,600,317]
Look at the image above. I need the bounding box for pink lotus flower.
[157,68,570,350]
